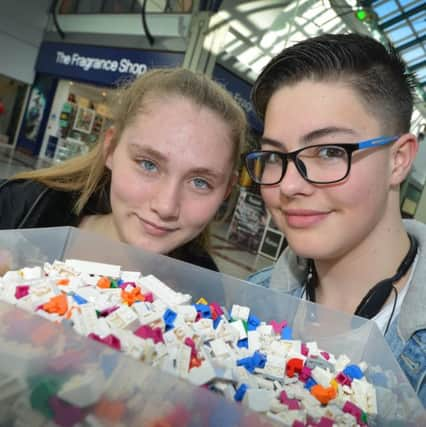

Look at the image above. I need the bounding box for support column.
[183,2,229,76]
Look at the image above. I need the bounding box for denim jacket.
[248,219,426,407]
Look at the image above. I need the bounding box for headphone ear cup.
[354,279,394,319]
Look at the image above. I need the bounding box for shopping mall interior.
[0,0,425,279]
[1,1,426,422]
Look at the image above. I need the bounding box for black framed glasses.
[243,135,399,185]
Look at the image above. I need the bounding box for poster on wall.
[17,74,57,156]
[23,87,46,141]
[227,189,267,253]
[73,107,95,134]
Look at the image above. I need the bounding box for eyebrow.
[129,144,168,162]
[261,126,357,149]
[186,167,223,181]
[129,143,225,180]
[302,126,357,144]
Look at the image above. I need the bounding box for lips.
[283,209,330,228]
[138,216,178,236]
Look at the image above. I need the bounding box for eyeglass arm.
[358,136,399,150]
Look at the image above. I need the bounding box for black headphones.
[305,234,418,321]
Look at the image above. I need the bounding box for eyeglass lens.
[246,145,350,184]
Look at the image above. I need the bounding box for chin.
[139,239,176,255]
[286,236,327,259]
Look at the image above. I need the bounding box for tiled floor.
[0,147,274,280]
[210,221,273,279]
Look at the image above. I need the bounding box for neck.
[79,214,121,242]
[313,221,412,314]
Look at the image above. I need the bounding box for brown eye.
[317,146,346,160]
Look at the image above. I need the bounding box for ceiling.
[56,0,425,125]
[215,0,425,127]
[370,0,425,100]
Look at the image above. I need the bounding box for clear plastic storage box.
[0,227,424,426]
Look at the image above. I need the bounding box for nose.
[150,178,180,220]
[279,158,313,197]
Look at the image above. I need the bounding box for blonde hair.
[13,68,248,249]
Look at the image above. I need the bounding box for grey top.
[266,219,426,342]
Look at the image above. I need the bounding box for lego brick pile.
[0,259,378,426]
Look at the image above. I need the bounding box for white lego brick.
[79,303,99,334]
[270,340,293,356]
[230,304,250,322]
[243,389,274,412]
[311,366,333,388]
[229,319,247,340]
[265,354,286,376]
[2,270,21,282]
[187,360,217,386]
[58,371,106,407]
[132,301,152,316]
[256,376,274,391]
[106,305,139,330]
[276,409,306,425]
[93,293,114,312]
[351,378,376,414]
[93,317,112,339]
[151,298,167,313]
[365,381,378,415]
[210,338,229,357]
[176,344,192,378]
[176,304,198,322]
[216,319,240,343]
[257,324,273,337]
[81,273,101,287]
[192,318,215,340]
[121,270,141,282]
[138,274,176,304]
[248,330,261,352]
[20,266,43,280]
[74,287,102,304]
[175,292,192,305]
[139,311,163,327]
[335,354,351,372]
[65,259,121,278]
[31,284,54,298]
[306,341,320,356]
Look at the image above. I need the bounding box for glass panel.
[387,25,413,43]
[373,0,399,22]
[402,46,424,63]
[411,15,426,34]
[415,66,426,80]
[398,0,422,7]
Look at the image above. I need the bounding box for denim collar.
[270,219,426,341]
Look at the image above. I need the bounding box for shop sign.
[35,42,184,86]
[213,64,263,133]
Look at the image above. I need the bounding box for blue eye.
[192,178,210,190]
[139,159,158,172]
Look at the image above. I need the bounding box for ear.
[103,127,116,170]
[224,173,238,199]
[390,133,418,186]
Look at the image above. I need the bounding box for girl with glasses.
[247,33,425,406]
